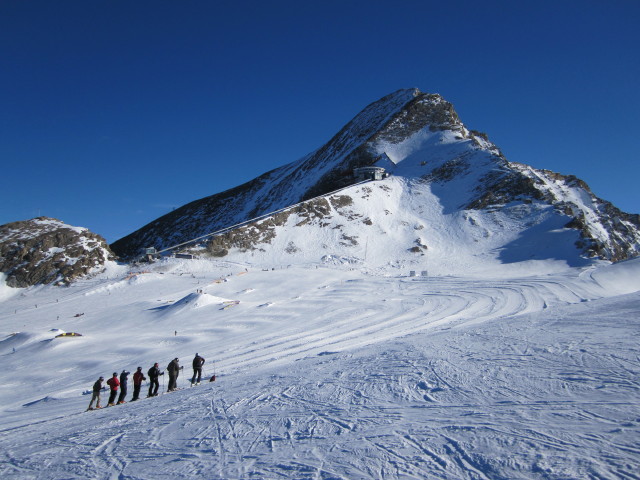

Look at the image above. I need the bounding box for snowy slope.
[200,171,592,276]
[1,256,639,479]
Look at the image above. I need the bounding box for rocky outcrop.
[0,217,116,287]
[204,197,336,257]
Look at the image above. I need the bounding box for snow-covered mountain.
[2,90,640,477]
[0,217,115,287]
[111,88,640,268]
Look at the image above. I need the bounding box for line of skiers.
[88,353,206,410]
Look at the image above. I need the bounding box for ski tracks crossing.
[1,270,638,479]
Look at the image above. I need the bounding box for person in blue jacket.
[117,370,130,404]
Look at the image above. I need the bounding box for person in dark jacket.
[106,372,120,406]
[131,367,146,401]
[147,363,164,397]
[167,358,182,391]
[87,376,104,410]
[117,370,130,404]
[191,353,205,385]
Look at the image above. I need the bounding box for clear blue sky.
[1,1,638,242]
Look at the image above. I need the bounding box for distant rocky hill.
[0,217,116,287]
[110,88,640,267]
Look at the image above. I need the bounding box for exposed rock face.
[110,88,640,264]
[205,197,334,257]
[0,217,116,287]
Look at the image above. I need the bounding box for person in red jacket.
[131,367,146,401]
[106,372,120,406]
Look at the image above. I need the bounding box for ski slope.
[0,258,639,479]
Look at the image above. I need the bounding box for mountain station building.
[353,166,388,181]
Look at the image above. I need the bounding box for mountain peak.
[110,89,640,267]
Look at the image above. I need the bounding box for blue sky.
[1,1,638,243]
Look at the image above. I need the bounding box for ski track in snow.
[0,260,639,479]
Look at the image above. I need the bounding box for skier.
[106,372,120,406]
[117,370,130,404]
[131,367,146,401]
[167,358,183,391]
[87,376,104,410]
[147,363,164,397]
[191,353,205,386]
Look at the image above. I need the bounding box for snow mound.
[85,272,163,296]
[590,257,640,294]
[22,396,60,408]
[162,292,232,313]
[0,332,33,354]
[0,330,62,355]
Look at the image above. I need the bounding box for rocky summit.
[0,217,115,287]
[109,88,640,270]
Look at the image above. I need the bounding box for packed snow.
[1,254,639,479]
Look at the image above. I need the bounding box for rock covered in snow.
[0,217,116,287]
